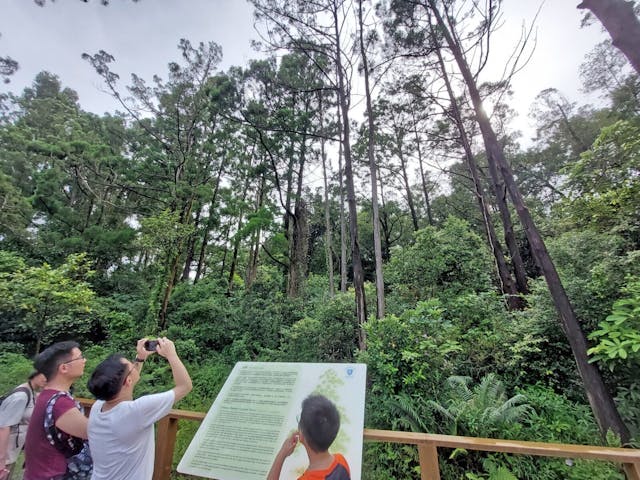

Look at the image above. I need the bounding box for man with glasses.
[24,341,90,480]
[86,337,192,480]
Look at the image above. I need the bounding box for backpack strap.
[0,385,31,409]
[43,391,85,458]
[0,385,32,448]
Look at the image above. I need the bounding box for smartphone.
[144,339,159,351]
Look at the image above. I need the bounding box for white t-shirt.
[0,383,34,464]
[88,390,175,480]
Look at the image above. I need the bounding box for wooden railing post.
[153,416,179,480]
[418,441,440,480]
[624,462,640,480]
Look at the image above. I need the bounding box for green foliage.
[562,120,640,243]
[588,277,640,440]
[0,251,96,353]
[385,217,493,306]
[0,352,34,394]
[0,27,638,480]
[588,278,640,368]
[277,291,359,362]
[428,374,532,438]
[358,299,457,399]
[137,209,195,256]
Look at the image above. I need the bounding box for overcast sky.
[1,0,607,142]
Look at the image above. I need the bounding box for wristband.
[135,357,145,363]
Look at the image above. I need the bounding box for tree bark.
[577,0,640,75]
[429,0,629,442]
[410,108,434,226]
[337,105,348,293]
[158,198,194,329]
[433,40,522,309]
[319,93,335,297]
[181,205,201,281]
[194,159,226,283]
[333,3,367,349]
[359,0,385,319]
[246,172,266,289]
[287,130,309,298]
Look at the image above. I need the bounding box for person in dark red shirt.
[23,341,89,480]
[268,394,350,480]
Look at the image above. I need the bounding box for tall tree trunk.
[432,23,528,295]
[333,5,367,349]
[158,198,194,329]
[319,94,335,297]
[194,159,226,283]
[410,108,434,226]
[433,37,522,309]
[359,0,385,319]
[337,104,348,293]
[227,190,248,297]
[288,199,309,298]
[378,166,392,261]
[430,1,630,442]
[220,223,231,278]
[246,172,266,289]
[287,132,309,298]
[578,0,640,75]
[394,127,419,231]
[181,205,202,281]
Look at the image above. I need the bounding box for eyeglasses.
[62,354,85,364]
[122,360,141,385]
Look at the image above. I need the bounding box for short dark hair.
[299,394,340,453]
[87,354,128,401]
[34,341,80,380]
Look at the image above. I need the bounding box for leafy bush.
[0,352,34,393]
[277,291,359,362]
[385,217,493,306]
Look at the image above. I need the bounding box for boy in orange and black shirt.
[268,394,350,480]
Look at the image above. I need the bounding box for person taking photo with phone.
[86,337,192,480]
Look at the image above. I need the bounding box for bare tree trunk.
[194,159,226,283]
[397,141,419,231]
[337,105,348,293]
[319,94,335,297]
[287,132,309,298]
[219,223,231,278]
[227,188,248,296]
[433,37,522,309]
[578,0,640,75]
[158,198,194,329]
[333,4,367,349]
[359,0,385,319]
[410,109,434,226]
[288,199,309,298]
[430,1,629,442]
[181,205,201,281]
[378,166,392,261]
[246,172,266,289]
[432,22,528,295]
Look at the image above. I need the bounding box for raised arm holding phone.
[87,337,192,480]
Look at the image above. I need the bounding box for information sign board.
[178,362,367,480]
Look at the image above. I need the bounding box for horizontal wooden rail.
[78,399,640,480]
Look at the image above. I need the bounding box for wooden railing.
[78,399,640,480]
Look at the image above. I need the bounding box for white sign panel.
[178,362,367,480]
